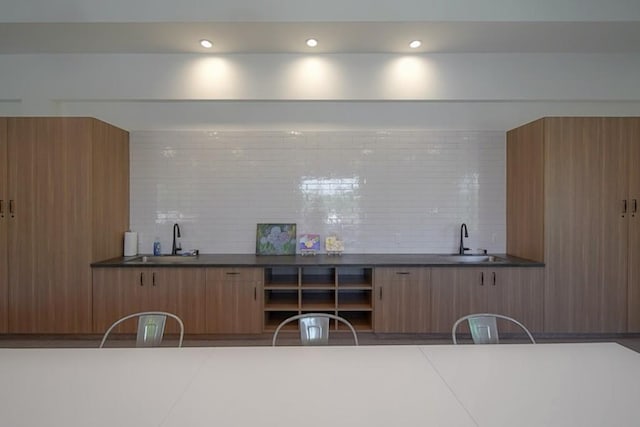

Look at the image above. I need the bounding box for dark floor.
[2,332,640,353]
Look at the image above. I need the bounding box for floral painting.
[299,234,320,251]
[256,224,297,255]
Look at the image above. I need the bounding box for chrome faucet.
[458,223,469,255]
[172,223,182,255]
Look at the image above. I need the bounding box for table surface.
[0,343,638,427]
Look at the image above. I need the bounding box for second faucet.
[172,223,182,255]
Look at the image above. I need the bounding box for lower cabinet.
[92,267,206,334]
[374,267,431,333]
[205,268,263,334]
[430,267,544,334]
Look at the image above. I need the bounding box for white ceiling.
[1,21,640,54]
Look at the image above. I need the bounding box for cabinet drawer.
[206,267,263,283]
[374,267,429,285]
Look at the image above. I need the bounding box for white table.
[0,343,638,427]
[420,342,640,427]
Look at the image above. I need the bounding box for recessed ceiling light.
[409,40,422,49]
[306,38,318,48]
[200,39,213,48]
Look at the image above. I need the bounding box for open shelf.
[301,289,335,310]
[337,267,373,288]
[301,267,336,287]
[337,289,372,309]
[337,311,373,331]
[264,311,299,331]
[262,265,374,332]
[264,289,299,310]
[264,267,299,287]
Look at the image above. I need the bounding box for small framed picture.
[299,234,320,253]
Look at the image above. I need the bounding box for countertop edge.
[91,253,544,268]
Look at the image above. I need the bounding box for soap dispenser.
[153,237,161,256]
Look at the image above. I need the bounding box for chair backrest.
[452,313,536,344]
[272,313,359,346]
[99,311,185,348]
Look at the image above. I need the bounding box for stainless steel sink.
[125,255,198,264]
[443,255,505,263]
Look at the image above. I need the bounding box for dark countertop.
[92,253,544,268]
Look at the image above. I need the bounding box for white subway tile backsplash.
[130,130,506,254]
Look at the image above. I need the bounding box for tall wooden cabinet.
[2,117,129,333]
[626,121,640,331]
[507,117,639,333]
[0,118,7,332]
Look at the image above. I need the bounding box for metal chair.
[272,313,359,346]
[452,313,536,344]
[99,311,185,348]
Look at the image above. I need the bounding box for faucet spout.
[458,223,469,255]
[172,223,182,255]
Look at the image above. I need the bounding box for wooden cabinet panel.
[627,119,640,331]
[507,120,545,262]
[206,268,263,334]
[0,118,7,332]
[6,118,128,334]
[544,118,629,333]
[93,268,146,333]
[374,267,430,333]
[508,117,640,333]
[489,268,544,333]
[431,267,544,334]
[93,267,206,334]
[430,268,486,333]
[148,268,206,334]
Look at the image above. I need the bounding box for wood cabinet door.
[93,267,147,333]
[205,268,263,334]
[0,119,7,332]
[430,268,487,333]
[8,118,94,333]
[149,268,206,334]
[93,267,206,334]
[628,118,640,331]
[488,267,544,333]
[374,267,430,333]
[544,117,629,333]
[0,118,9,333]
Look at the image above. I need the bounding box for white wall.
[130,130,505,255]
[1,53,639,131]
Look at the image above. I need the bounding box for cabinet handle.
[9,200,15,218]
[622,199,628,217]
[139,272,144,286]
[0,200,3,218]
[395,272,410,275]
[254,287,257,300]
[480,272,484,286]
[226,272,240,275]
[152,272,156,286]
[379,287,383,300]
[492,271,496,286]
[633,199,638,217]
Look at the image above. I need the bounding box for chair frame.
[99,311,185,348]
[452,313,536,344]
[272,313,359,346]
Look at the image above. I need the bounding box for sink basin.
[125,255,198,264]
[444,255,504,263]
